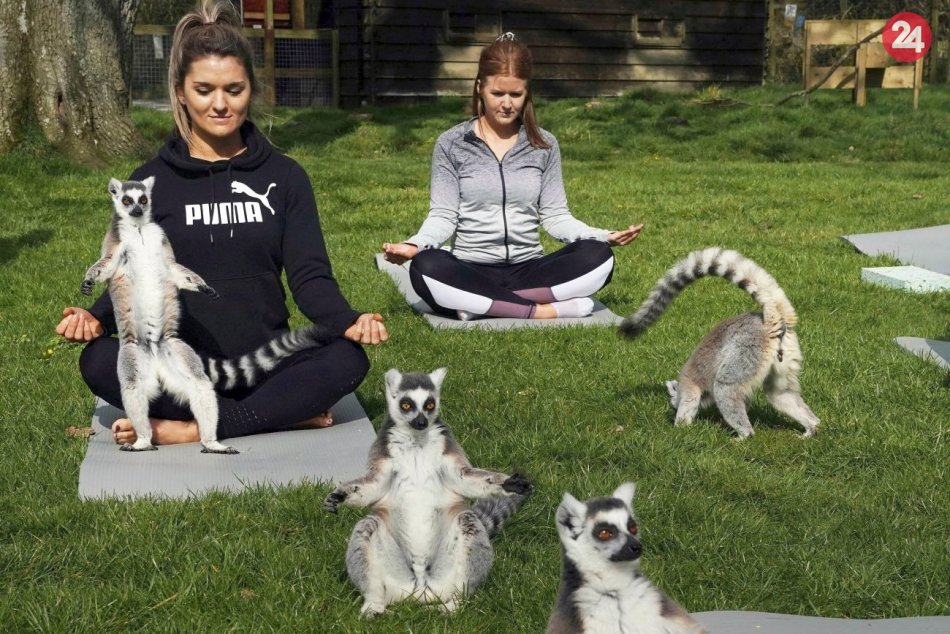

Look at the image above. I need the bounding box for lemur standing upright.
[323,368,533,617]
[547,483,707,634]
[619,248,820,439]
[82,177,335,453]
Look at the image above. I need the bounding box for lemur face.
[108,176,155,223]
[384,368,447,431]
[556,483,643,564]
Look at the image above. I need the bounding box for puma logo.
[231,181,277,215]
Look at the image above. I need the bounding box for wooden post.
[913,56,924,110]
[854,41,867,106]
[929,0,940,85]
[767,0,778,82]
[291,0,305,29]
[802,21,810,104]
[264,0,276,106]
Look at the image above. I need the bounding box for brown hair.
[168,0,260,148]
[471,33,550,149]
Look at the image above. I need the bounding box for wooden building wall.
[341,0,766,103]
[335,0,365,107]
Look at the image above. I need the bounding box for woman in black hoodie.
[56,0,387,444]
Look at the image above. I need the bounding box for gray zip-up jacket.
[406,118,610,264]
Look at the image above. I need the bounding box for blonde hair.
[471,33,549,149]
[168,0,259,148]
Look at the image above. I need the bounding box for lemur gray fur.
[323,368,533,617]
[82,177,334,453]
[547,483,706,634]
[619,247,820,439]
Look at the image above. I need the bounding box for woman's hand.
[55,307,103,343]
[608,223,644,247]
[344,313,389,345]
[382,242,419,265]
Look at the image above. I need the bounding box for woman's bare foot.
[111,418,200,446]
[295,411,335,429]
[532,298,595,319]
[533,304,558,319]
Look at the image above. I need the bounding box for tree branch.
[775,25,886,106]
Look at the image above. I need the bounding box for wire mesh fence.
[131,25,338,108]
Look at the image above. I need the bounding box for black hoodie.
[89,122,360,358]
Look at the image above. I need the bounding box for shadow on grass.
[746,402,812,435]
[356,390,387,426]
[621,382,813,437]
[0,228,54,265]
[266,98,468,155]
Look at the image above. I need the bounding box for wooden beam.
[264,0,276,106]
[291,0,305,29]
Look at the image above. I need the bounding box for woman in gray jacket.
[383,33,641,320]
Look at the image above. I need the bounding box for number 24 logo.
[891,20,925,53]
[883,12,932,62]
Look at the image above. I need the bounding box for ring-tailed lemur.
[82,177,335,453]
[547,483,707,634]
[618,248,820,439]
[323,368,533,617]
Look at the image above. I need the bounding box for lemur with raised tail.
[82,177,335,453]
[547,483,706,634]
[323,368,533,617]
[619,247,820,439]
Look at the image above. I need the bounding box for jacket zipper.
[497,160,510,263]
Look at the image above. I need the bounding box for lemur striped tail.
[202,323,336,390]
[472,494,527,538]
[618,247,797,339]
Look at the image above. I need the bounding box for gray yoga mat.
[841,224,950,275]
[692,611,950,634]
[78,393,376,500]
[693,611,950,633]
[375,253,623,330]
[895,337,950,371]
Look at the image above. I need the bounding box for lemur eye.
[399,399,412,412]
[424,399,435,411]
[138,195,148,205]
[596,528,616,541]
[121,196,132,206]
[628,520,638,535]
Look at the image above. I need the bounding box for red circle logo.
[883,12,932,62]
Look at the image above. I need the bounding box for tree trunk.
[0,0,148,164]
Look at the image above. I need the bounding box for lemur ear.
[612,482,636,509]
[430,367,448,391]
[556,492,587,540]
[384,368,402,397]
[108,178,122,196]
[141,176,155,192]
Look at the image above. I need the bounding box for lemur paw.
[120,443,157,452]
[665,380,679,399]
[80,279,95,295]
[323,489,348,513]
[359,601,386,618]
[502,473,533,496]
[200,444,238,455]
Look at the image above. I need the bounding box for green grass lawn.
[1,85,948,631]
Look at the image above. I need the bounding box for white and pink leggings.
[408,239,615,319]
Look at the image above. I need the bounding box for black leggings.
[79,336,369,439]
[408,239,615,318]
